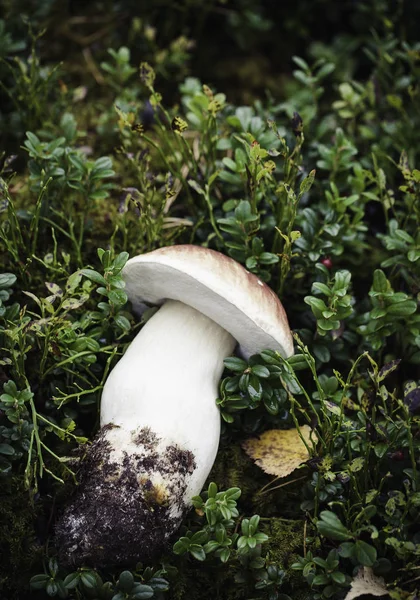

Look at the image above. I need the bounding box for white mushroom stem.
[101,299,236,501]
[56,300,236,567]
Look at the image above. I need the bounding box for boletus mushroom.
[56,245,293,567]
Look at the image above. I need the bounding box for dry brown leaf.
[345,567,389,600]
[242,425,314,477]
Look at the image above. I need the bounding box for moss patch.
[210,442,263,504]
[0,480,43,599]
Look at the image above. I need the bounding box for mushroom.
[56,245,293,567]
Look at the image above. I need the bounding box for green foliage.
[292,549,350,599]
[220,339,420,596]
[357,269,420,358]
[24,130,115,202]
[173,483,284,598]
[80,248,131,335]
[304,266,353,336]
[30,560,169,599]
[0,380,33,476]
[1,1,420,598]
[0,237,132,490]
[174,483,269,565]
[0,272,16,316]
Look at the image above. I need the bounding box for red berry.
[389,450,404,461]
[321,257,333,269]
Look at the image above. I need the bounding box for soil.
[55,425,196,568]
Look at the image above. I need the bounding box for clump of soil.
[55,426,196,568]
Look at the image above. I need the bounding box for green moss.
[264,518,311,599]
[265,518,304,567]
[210,443,263,504]
[169,563,233,600]
[0,479,43,599]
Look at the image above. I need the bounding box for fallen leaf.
[345,567,389,600]
[242,425,315,477]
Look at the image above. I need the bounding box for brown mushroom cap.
[123,245,294,358]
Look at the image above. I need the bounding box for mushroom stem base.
[56,425,195,567]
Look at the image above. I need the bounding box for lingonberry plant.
[1,1,419,599]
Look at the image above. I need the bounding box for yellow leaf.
[242,426,315,478]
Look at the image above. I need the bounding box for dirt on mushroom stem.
[55,425,197,568]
